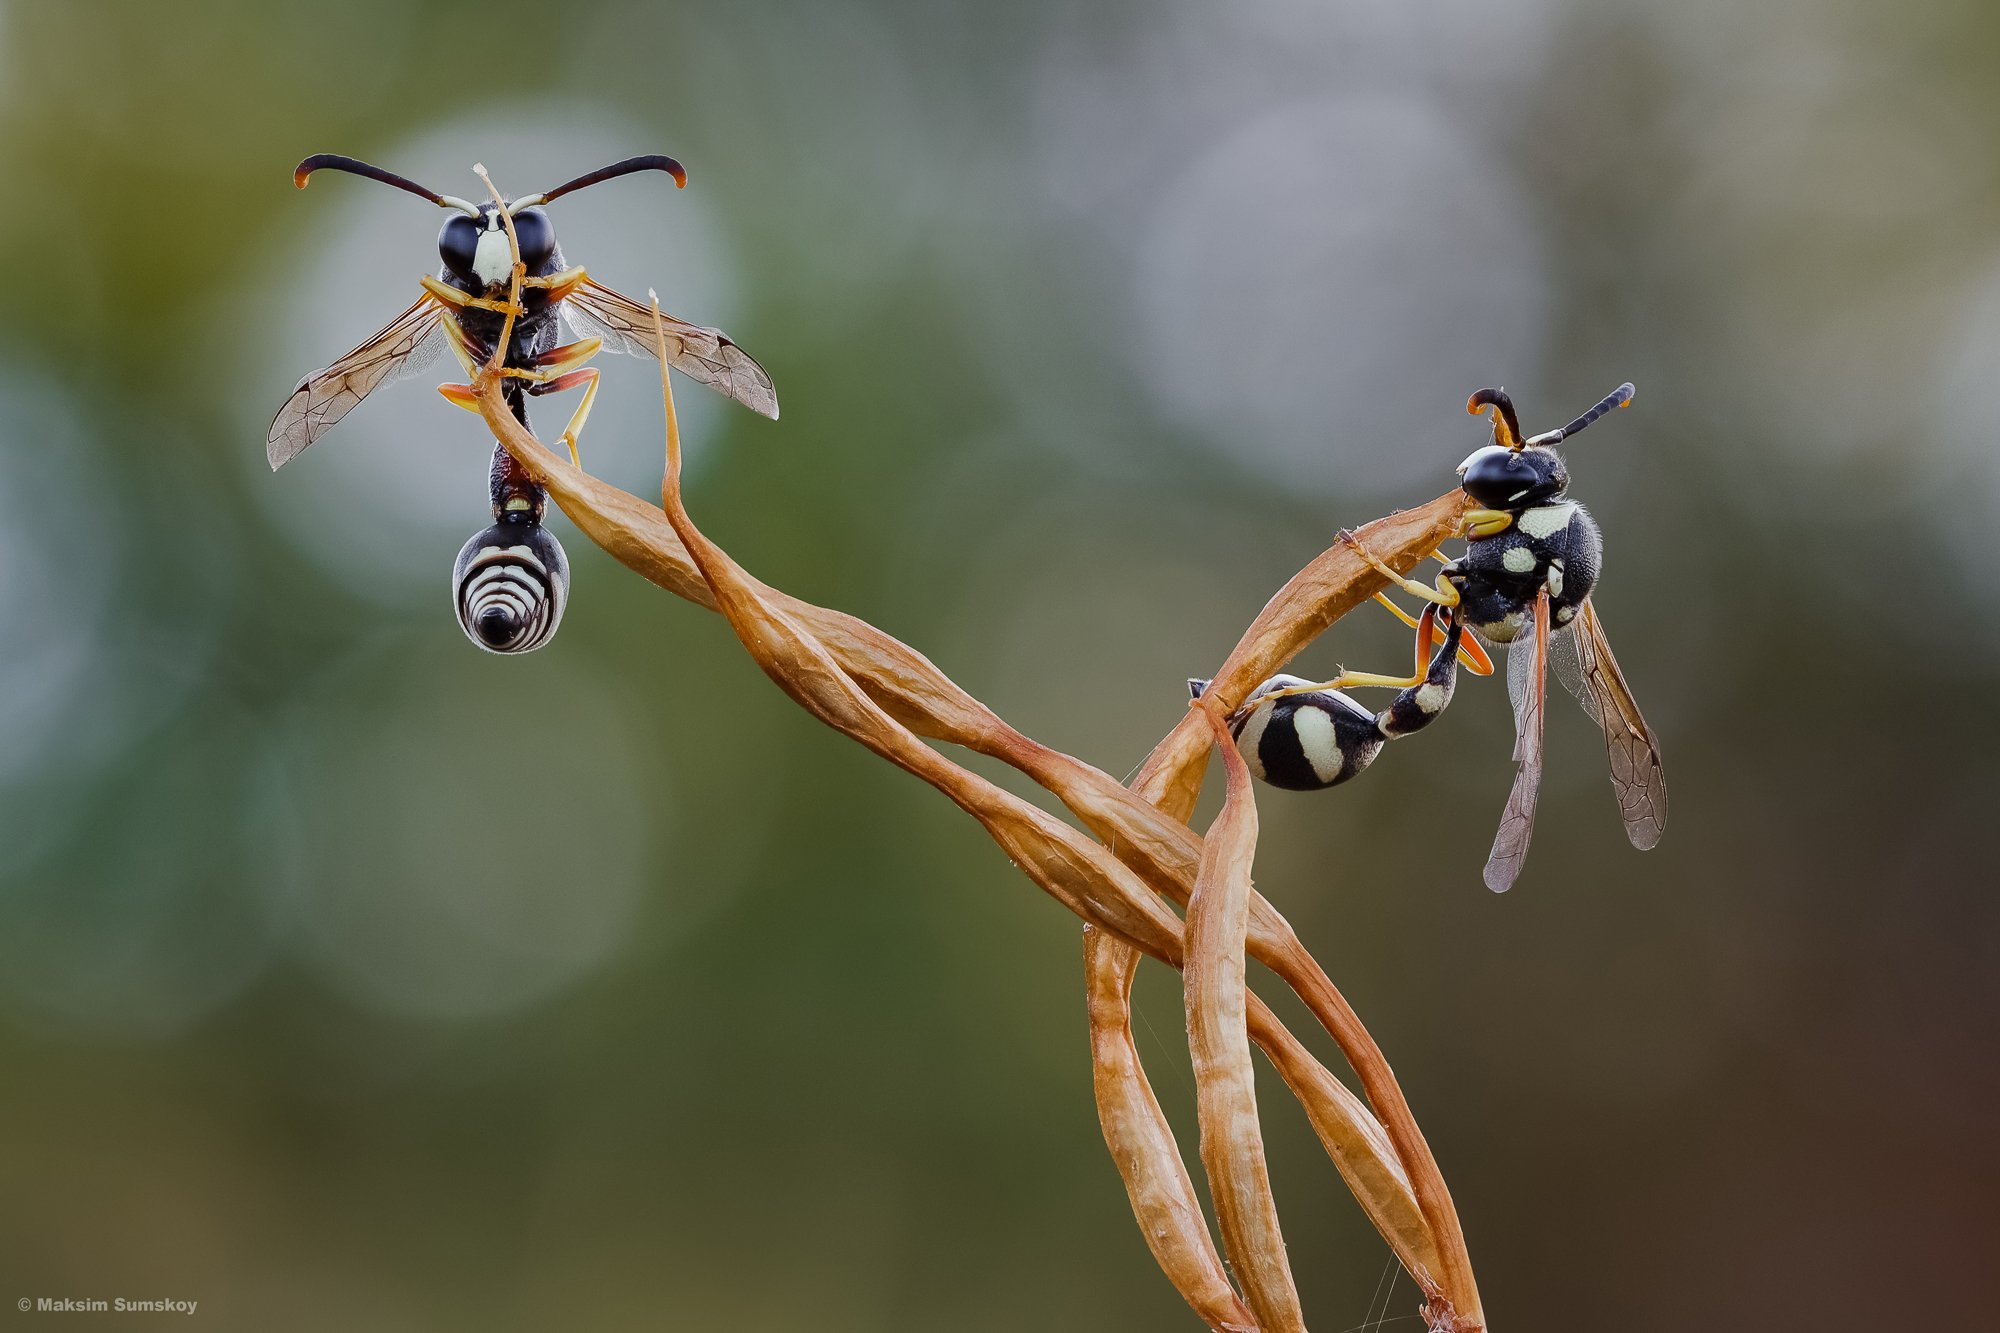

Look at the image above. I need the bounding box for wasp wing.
[267,296,448,470]
[1551,600,1668,851]
[1485,590,1549,893]
[561,279,779,420]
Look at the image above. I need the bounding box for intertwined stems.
[1185,702,1303,1331]
[462,169,1481,1331]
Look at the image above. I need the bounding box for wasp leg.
[1371,592,1494,676]
[522,336,602,375]
[1251,597,1453,705]
[437,382,481,413]
[420,274,524,318]
[526,368,600,468]
[1340,529,1463,607]
[522,265,588,301]
[1463,508,1514,539]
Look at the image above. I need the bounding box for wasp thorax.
[452,521,569,654]
[1458,444,1567,510]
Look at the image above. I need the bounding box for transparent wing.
[1560,600,1668,851]
[1486,591,1549,893]
[267,297,447,469]
[561,278,779,419]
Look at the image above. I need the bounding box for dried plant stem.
[461,183,1483,1330]
[1085,925,1257,1333]
[1130,594,1486,1330]
[472,373,1477,1323]
[474,365,1479,1326]
[1184,704,1304,1331]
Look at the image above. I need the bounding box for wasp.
[1333,382,1669,890]
[267,153,777,652]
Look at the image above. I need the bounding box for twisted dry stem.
[461,176,1483,1331]
[1185,703,1303,1331]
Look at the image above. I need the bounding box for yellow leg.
[439,316,482,378]
[500,336,601,380]
[1255,666,1426,705]
[420,274,523,318]
[437,382,481,413]
[1370,593,1493,676]
[522,265,588,301]
[1374,591,1424,630]
[537,368,600,468]
[1341,530,1461,607]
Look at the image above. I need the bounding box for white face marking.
[472,214,513,287]
[1501,546,1537,574]
[1290,705,1346,784]
[1457,444,1510,476]
[1413,682,1448,715]
[1516,502,1576,540]
[1234,704,1273,782]
[1546,560,1564,599]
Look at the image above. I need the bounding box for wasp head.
[1455,381,1632,510]
[1456,443,1568,510]
[294,153,684,294]
[439,204,558,292]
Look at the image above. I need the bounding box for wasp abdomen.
[1191,676,1385,792]
[452,521,569,654]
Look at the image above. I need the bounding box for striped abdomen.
[452,521,568,654]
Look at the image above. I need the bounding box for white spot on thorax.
[1546,559,1565,598]
[1501,545,1538,574]
[1290,704,1346,784]
[1516,502,1576,540]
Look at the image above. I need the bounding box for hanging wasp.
[266,153,778,653]
[1334,382,1668,891]
[1191,577,1473,791]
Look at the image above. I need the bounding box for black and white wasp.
[267,153,777,653]
[1351,383,1668,891]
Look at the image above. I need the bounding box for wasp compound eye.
[439,214,481,280]
[1460,445,1564,509]
[509,207,555,267]
[452,522,569,654]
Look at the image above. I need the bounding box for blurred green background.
[3,1,1996,1329]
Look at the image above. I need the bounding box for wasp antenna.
[1467,387,1524,450]
[293,154,481,217]
[528,155,689,209]
[1548,382,1636,444]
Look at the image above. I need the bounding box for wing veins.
[267,296,447,469]
[562,279,779,419]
